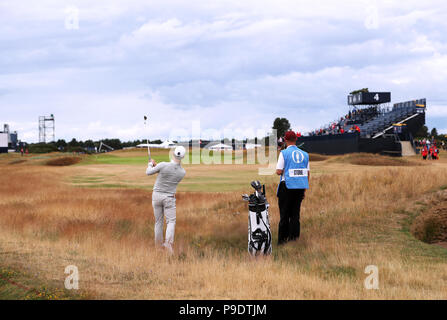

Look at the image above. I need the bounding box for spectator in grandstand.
[348,125,360,134]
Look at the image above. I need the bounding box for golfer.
[146,146,186,253]
[276,131,310,245]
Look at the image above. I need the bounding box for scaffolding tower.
[39,114,55,143]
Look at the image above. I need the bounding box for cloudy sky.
[1,0,446,142]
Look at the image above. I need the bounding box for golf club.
[144,115,151,161]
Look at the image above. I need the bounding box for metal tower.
[38,114,55,143]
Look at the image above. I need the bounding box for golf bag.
[242,181,272,256]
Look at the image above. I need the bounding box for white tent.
[245,143,262,150]
[0,133,8,153]
[208,143,233,151]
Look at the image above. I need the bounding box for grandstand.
[359,99,426,139]
[297,91,426,156]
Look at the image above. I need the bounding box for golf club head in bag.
[251,180,262,190]
[242,181,272,256]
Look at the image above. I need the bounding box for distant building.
[0,132,7,153]
[0,124,20,153]
[208,143,233,151]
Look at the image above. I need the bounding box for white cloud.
[428,105,447,117]
[2,0,447,142]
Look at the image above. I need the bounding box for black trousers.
[277,181,305,245]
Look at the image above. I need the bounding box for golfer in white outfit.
[146,146,186,253]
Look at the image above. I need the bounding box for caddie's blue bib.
[280,146,309,190]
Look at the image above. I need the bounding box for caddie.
[275,131,310,245]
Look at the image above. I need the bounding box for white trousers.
[152,192,176,246]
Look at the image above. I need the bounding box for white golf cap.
[173,146,186,160]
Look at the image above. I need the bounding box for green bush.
[28,143,58,154]
[67,146,88,153]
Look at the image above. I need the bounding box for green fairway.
[69,164,278,192]
[78,148,265,166]
[80,154,169,165]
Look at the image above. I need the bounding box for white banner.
[0,133,8,148]
[288,168,308,177]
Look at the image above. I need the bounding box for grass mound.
[332,153,423,166]
[309,153,329,162]
[46,157,81,166]
[411,192,447,244]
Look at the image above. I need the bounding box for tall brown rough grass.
[331,153,424,166]
[0,156,447,299]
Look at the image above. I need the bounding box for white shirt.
[276,146,310,182]
[146,161,186,195]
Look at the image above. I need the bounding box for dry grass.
[332,153,423,167]
[0,154,447,299]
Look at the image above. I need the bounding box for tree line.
[415,126,447,142]
[26,117,290,154]
[27,138,163,154]
[25,119,445,154]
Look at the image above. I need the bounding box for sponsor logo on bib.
[292,150,305,164]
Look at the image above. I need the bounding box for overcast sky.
[1,0,446,142]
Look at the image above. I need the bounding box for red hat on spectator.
[284,131,297,141]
